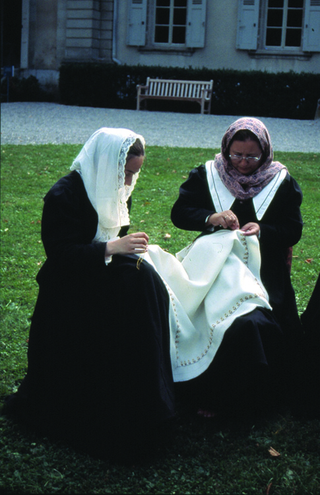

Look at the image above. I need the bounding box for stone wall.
[20,0,114,87]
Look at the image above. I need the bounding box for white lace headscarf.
[70,127,145,242]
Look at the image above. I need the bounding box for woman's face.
[125,155,144,185]
[229,139,262,176]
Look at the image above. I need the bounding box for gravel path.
[1,102,319,152]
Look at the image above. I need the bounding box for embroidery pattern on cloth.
[141,230,271,382]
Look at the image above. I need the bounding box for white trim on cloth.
[205,161,287,221]
[142,230,271,382]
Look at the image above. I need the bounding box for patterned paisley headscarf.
[214,117,287,200]
[70,127,145,242]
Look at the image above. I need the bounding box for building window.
[265,0,303,49]
[127,0,207,49]
[154,0,187,45]
[236,0,320,53]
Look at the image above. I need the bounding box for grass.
[1,144,319,494]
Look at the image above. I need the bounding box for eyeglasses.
[229,154,262,163]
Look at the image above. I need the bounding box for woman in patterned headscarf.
[171,117,303,417]
[5,128,175,461]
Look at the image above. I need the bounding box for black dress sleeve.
[171,165,216,231]
[41,172,106,271]
[259,174,303,249]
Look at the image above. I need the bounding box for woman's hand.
[241,222,260,237]
[105,232,149,256]
[207,210,239,230]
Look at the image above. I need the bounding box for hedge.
[2,63,319,120]
[58,63,320,120]
[1,75,57,103]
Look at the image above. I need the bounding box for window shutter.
[303,0,320,52]
[126,0,147,46]
[236,0,260,50]
[186,0,207,48]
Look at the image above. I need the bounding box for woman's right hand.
[207,210,239,230]
[105,232,149,256]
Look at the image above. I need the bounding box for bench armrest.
[136,84,149,96]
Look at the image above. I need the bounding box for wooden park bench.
[136,78,214,115]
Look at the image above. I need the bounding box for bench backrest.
[146,78,213,98]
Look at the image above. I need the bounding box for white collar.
[205,161,287,220]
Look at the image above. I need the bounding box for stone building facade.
[2,0,320,90]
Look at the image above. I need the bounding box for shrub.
[59,63,320,120]
[1,75,58,103]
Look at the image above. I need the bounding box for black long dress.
[171,165,303,415]
[296,274,320,417]
[5,171,175,459]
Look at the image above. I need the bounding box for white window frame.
[127,0,207,50]
[236,0,320,53]
[153,0,187,47]
[261,0,304,51]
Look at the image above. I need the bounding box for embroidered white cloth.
[142,230,271,382]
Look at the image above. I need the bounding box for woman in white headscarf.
[5,128,175,461]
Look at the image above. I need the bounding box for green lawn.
[1,144,319,494]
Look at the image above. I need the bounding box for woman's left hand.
[106,232,149,256]
[241,222,260,237]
